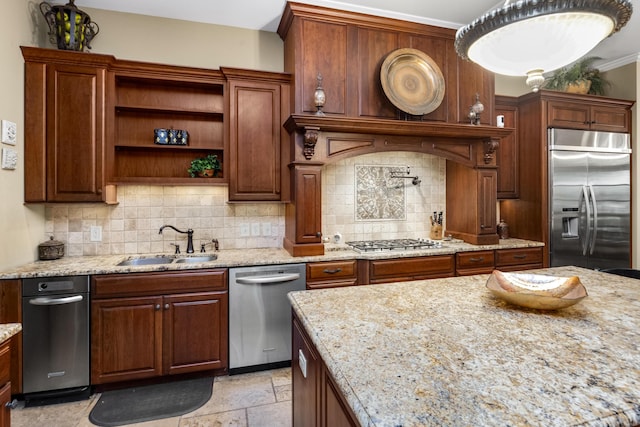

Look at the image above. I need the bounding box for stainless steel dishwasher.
[229,263,306,374]
[22,276,90,404]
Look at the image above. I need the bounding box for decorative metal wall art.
[40,0,99,51]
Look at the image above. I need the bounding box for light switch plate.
[1,120,16,145]
[90,225,102,242]
[1,147,17,170]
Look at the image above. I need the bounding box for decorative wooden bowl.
[486,270,588,310]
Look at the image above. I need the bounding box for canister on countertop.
[38,235,65,260]
[497,219,509,239]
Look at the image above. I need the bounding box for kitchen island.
[289,266,640,426]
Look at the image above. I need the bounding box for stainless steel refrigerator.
[549,128,631,269]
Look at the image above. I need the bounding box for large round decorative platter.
[380,48,445,116]
[486,270,588,310]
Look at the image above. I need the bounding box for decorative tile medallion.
[355,165,406,221]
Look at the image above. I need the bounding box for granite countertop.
[0,238,542,279]
[289,266,640,427]
[0,323,21,345]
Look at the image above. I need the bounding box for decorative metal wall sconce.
[40,0,99,51]
[468,93,484,125]
[314,73,326,116]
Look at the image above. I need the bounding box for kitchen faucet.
[159,225,194,253]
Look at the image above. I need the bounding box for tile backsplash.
[45,152,446,256]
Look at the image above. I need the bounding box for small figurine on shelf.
[468,93,484,125]
[314,73,326,116]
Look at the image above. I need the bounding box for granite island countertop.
[289,266,640,427]
[0,323,21,345]
[0,238,542,279]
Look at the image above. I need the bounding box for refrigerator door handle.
[588,185,598,255]
[579,185,591,256]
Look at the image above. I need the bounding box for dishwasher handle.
[236,273,301,285]
[28,295,84,306]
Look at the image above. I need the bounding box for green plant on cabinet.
[188,154,221,178]
[543,56,610,96]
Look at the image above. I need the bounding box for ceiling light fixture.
[455,0,633,92]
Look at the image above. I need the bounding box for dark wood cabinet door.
[290,165,322,244]
[0,382,10,427]
[323,368,358,427]
[589,105,630,132]
[293,315,319,427]
[91,296,163,384]
[547,100,591,130]
[163,292,228,375]
[495,96,519,199]
[46,63,105,202]
[228,79,283,201]
[0,280,21,395]
[478,169,497,236]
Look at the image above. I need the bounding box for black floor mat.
[88,377,213,426]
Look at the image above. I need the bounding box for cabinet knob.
[164,303,169,310]
[5,399,18,409]
[323,268,342,274]
[469,257,484,263]
[315,232,322,238]
[155,304,161,310]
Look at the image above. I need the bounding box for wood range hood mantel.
[279,1,506,256]
[284,114,511,167]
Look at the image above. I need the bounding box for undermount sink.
[117,256,175,266]
[117,254,218,266]
[173,255,218,263]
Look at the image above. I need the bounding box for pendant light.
[455,0,632,92]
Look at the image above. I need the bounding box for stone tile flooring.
[11,368,292,427]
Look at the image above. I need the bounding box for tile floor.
[11,368,292,427]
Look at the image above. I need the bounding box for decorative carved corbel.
[303,127,320,160]
[484,139,499,164]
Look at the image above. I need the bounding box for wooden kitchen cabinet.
[22,47,109,203]
[456,250,495,276]
[109,62,227,184]
[447,162,499,245]
[499,91,633,266]
[284,164,324,256]
[364,255,454,285]
[292,314,320,427]
[495,247,543,272]
[0,339,12,427]
[547,99,630,132]
[293,311,357,427]
[225,69,291,201]
[495,96,519,199]
[91,269,228,385]
[306,260,358,289]
[0,280,21,395]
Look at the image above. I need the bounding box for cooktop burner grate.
[345,238,444,252]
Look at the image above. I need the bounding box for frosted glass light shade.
[455,0,633,91]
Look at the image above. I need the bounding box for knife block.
[430,224,443,240]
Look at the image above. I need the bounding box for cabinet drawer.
[92,269,227,298]
[307,260,357,289]
[369,255,454,284]
[495,248,543,267]
[307,261,356,281]
[456,251,494,269]
[0,340,9,386]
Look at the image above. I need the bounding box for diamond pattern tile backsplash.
[45,152,446,256]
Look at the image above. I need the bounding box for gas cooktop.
[345,238,444,252]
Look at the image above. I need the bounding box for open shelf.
[110,70,227,184]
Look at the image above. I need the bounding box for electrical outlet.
[90,225,102,242]
[251,223,260,236]
[1,120,16,145]
[239,223,250,237]
[261,222,272,236]
[1,148,17,170]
